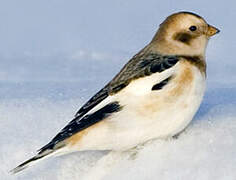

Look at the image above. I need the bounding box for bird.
[11,11,220,174]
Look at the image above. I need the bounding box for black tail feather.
[10,149,53,174]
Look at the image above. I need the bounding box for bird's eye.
[189,26,197,31]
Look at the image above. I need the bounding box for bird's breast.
[110,60,206,147]
[134,60,206,137]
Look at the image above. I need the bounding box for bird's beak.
[206,24,220,37]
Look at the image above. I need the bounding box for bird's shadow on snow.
[194,85,236,121]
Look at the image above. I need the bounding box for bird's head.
[151,12,220,57]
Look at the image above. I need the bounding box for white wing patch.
[80,62,179,118]
[81,96,115,117]
[117,62,179,96]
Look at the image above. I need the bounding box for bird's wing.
[38,52,179,153]
[74,52,179,117]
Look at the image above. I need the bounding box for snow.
[0,0,236,179]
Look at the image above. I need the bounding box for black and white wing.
[38,52,179,153]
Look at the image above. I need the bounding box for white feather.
[120,64,176,96]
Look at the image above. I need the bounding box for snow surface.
[1,0,236,179]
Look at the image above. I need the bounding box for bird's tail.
[10,148,56,174]
[10,141,68,174]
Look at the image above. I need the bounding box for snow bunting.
[11,11,219,173]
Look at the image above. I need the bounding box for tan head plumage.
[150,12,220,57]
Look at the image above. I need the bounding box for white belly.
[72,62,206,151]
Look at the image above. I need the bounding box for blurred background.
[0,0,234,100]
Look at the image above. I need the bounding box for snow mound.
[1,83,235,180]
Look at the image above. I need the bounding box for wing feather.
[38,101,121,153]
[39,51,179,153]
[75,52,179,117]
